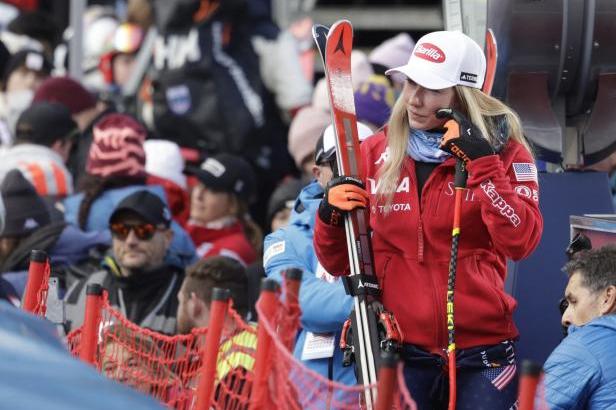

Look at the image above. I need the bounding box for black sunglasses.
[110,223,159,241]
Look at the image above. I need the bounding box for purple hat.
[354,75,396,129]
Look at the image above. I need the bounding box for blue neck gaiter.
[407,129,451,163]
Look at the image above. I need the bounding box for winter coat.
[543,314,616,409]
[1,222,110,297]
[313,130,543,350]
[0,144,73,197]
[187,220,257,267]
[64,258,183,334]
[63,184,197,268]
[264,181,355,385]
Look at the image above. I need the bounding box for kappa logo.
[460,72,478,84]
[480,179,521,227]
[514,185,538,202]
[414,43,446,63]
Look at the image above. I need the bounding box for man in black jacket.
[65,190,183,334]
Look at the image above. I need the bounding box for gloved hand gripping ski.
[318,175,369,227]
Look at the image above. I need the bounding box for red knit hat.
[86,113,147,179]
[32,76,96,115]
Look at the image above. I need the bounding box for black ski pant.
[401,340,519,410]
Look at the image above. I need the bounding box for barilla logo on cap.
[414,43,446,63]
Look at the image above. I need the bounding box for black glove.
[435,108,495,163]
[318,175,369,227]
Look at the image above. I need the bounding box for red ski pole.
[436,109,471,410]
[446,159,468,410]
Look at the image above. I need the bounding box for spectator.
[263,123,373,386]
[0,191,18,305]
[369,32,415,92]
[0,49,51,139]
[0,170,109,296]
[5,11,59,57]
[266,178,303,234]
[144,139,189,227]
[0,102,78,202]
[32,76,110,184]
[65,190,183,334]
[100,324,181,399]
[186,154,261,267]
[80,6,119,92]
[176,256,256,406]
[542,245,616,409]
[354,74,396,131]
[287,106,331,183]
[99,23,144,92]
[350,50,374,90]
[62,113,196,268]
[177,256,251,332]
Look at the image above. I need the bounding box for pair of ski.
[313,20,499,409]
[312,21,401,408]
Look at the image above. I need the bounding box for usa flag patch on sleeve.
[512,163,538,182]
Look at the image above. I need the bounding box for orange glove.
[318,176,369,226]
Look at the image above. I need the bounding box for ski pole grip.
[518,360,543,410]
[454,160,468,189]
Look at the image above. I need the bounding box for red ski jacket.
[187,221,257,266]
[313,130,543,350]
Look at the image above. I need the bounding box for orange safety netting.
[253,288,378,410]
[67,292,256,409]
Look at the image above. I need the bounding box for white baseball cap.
[315,122,374,165]
[386,31,486,90]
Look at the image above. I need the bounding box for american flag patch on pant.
[482,364,517,391]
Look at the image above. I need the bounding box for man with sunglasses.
[65,191,183,334]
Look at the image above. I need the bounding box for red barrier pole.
[376,352,398,410]
[195,288,231,410]
[250,279,280,410]
[518,360,543,410]
[79,284,104,365]
[21,250,48,313]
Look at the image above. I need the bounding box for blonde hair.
[376,85,531,206]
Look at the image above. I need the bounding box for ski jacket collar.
[288,180,324,229]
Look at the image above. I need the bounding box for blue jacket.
[263,181,355,386]
[64,184,197,268]
[2,223,110,297]
[543,314,616,409]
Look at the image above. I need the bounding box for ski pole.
[436,108,469,410]
[446,159,467,410]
